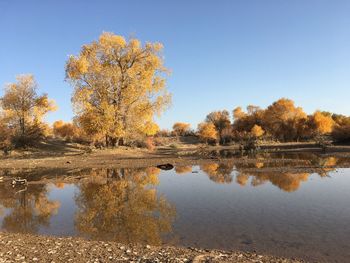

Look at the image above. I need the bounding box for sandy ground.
[1,139,350,170]
[0,233,305,263]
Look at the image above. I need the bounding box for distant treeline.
[166,98,350,145]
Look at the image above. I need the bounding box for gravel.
[0,232,306,263]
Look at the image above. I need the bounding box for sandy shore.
[0,232,305,263]
[1,143,350,171]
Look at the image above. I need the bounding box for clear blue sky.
[1,0,350,129]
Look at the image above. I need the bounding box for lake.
[0,153,349,262]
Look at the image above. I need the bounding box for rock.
[156,164,174,170]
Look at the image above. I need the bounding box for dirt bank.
[0,232,305,263]
[1,140,350,170]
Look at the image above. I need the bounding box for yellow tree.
[52,120,80,140]
[172,122,191,136]
[250,124,264,138]
[0,74,56,138]
[197,122,218,143]
[0,110,11,151]
[233,107,246,120]
[66,32,171,146]
[263,98,307,141]
[312,111,334,134]
[205,110,231,144]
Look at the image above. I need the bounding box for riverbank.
[1,140,350,170]
[0,232,305,263]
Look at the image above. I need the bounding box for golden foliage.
[172,122,191,136]
[0,74,56,145]
[205,110,231,143]
[250,124,264,138]
[52,120,80,140]
[66,32,170,145]
[197,122,218,143]
[312,111,334,134]
[233,107,246,120]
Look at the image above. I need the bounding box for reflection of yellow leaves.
[324,157,337,167]
[75,168,175,245]
[175,166,192,174]
[54,182,65,189]
[255,162,264,169]
[200,163,233,184]
[34,195,61,217]
[200,163,219,176]
[246,172,310,192]
[236,174,249,186]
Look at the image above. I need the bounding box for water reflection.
[0,154,349,262]
[74,167,176,244]
[0,183,60,233]
[200,163,234,184]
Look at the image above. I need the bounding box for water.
[0,154,350,262]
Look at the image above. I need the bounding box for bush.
[331,125,350,143]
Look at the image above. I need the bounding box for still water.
[0,154,349,262]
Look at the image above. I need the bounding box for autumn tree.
[205,110,231,144]
[172,122,191,136]
[250,124,264,138]
[197,122,218,144]
[311,111,334,135]
[232,105,264,137]
[53,120,79,140]
[66,32,171,146]
[233,107,246,120]
[262,98,308,141]
[0,74,56,145]
[0,113,12,153]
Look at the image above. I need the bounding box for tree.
[0,74,56,144]
[205,110,231,144]
[66,32,171,146]
[311,111,334,135]
[197,122,218,144]
[250,124,264,138]
[172,122,191,136]
[53,120,79,140]
[0,116,12,153]
[232,105,264,137]
[332,124,350,142]
[233,107,246,120]
[263,98,307,141]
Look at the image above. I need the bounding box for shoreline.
[1,143,350,170]
[0,232,305,263]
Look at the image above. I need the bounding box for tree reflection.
[75,167,176,245]
[198,155,341,192]
[249,172,310,192]
[174,166,192,174]
[0,183,60,233]
[200,163,234,183]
